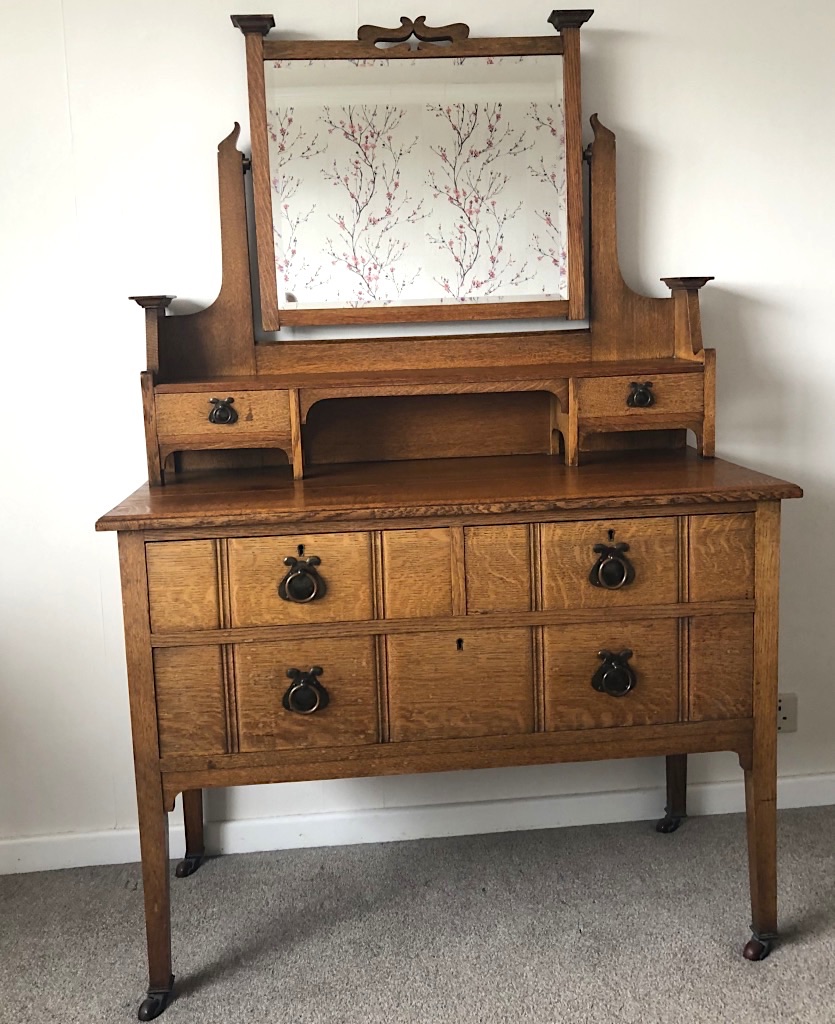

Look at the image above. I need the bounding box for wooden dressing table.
[97,10,801,1019]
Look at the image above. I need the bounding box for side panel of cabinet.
[689,614,754,721]
[387,628,534,742]
[235,636,378,751]
[146,540,220,633]
[153,646,227,756]
[544,619,679,730]
[688,513,755,601]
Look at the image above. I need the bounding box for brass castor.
[137,976,174,1021]
[743,936,774,961]
[175,854,203,878]
[655,813,685,834]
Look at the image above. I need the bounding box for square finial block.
[231,14,276,35]
[548,10,594,32]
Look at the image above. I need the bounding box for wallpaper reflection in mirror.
[265,55,566,309]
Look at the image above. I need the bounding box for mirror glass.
[264,55,567,310]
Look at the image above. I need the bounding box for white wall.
[2,0,833,873]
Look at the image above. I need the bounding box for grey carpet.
[2,807,834,1024]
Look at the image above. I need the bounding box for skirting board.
[2,771,834,876]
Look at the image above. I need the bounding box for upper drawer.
[228,532,374,626]
[155,389,292,443]
[575,373,703,421]
[541,517,679,609]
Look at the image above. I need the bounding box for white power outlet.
[777,693,798,733]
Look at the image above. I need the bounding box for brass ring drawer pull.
[589,542,635,589]
[208,396,238,424]
[278,556,327,603]
[627,381,654,408]
[592,649,636,697]
[283,667,329,714]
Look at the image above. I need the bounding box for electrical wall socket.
[777,693,798,733]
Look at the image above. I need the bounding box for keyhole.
[297,544,305,557]
[608,529,615,542]
[456,638,464,651]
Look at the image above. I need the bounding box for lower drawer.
[544,619,680,731]
[387,628,535,742]
[234,636,379,752]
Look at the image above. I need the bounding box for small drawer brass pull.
[627,381,654,408]
[208,396,238,424]
[283,667,329,714]
[592,649,636,697]
[589,542,635,590]
[278,556,327,603]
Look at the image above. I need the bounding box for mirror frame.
[233,11,592,332]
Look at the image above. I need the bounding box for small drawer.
[154,646,228,757]
[146,540,220,633]
[155,389,292,443]
[387,628,535,742]
[228,532,373,626]
[544,619,679,731]
[235,636,378,752]
[689,614,753,721]
[464,525,532,613]
[689,513,754,602]
[575,373,704,423]
[540,517,679,610]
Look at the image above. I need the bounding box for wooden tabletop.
[96,451,802,532]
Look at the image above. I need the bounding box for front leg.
[136,777,174,1020]
[742,763,778,960]
[175,790,205,878]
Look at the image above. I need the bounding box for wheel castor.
[137,976,174,1020]
[175,854,203,878]
[655,813,684,834]
[743,936,774,961]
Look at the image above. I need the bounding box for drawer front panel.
[154,646,227,757]
[689,513,755,602]
[228,533,373,626]
[689,614,753,721]
[464,525,532,613]
[146,540,220,633]
[576,373,703,421]
[382,528,454,619]
[544,620,679,731]
[235,636,378,751]
[387,628,534,742]
[155,390,291,442]
[541,517,678,609]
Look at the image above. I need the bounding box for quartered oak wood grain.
[235,636,378,752]
[153,646,227,757]
[688,512,755,602]
[689,614,754,722]
[387,628,535,742]
[543,619,679,731]
[146,540,220,633]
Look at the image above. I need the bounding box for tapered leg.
[136,777,173,1020]
[742,763,778,960]
[175,790,205,878]
[656,754,687,833]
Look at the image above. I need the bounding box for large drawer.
[543,619,680,731]
[387,627,535,741]
[235,636,378,751]
[540,517,679,609]
[228,532,374,626]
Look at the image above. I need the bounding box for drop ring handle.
[278,556,327,603]
[208,397,238,424]
[588,542,635,590]
[592,649,637,697]
[283,667,329,714]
